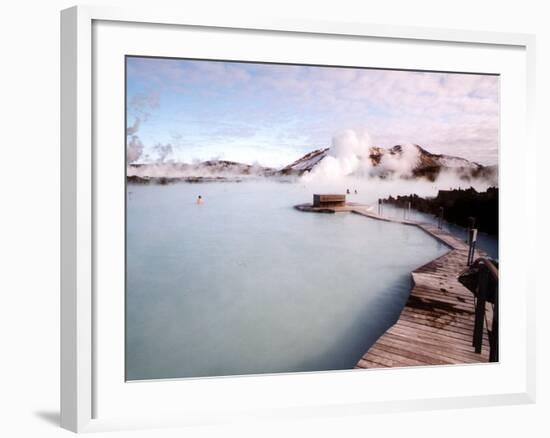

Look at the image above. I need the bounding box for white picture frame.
[60,4,536,433]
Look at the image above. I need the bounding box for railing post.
[467,217,475,246]
[473,266,488,353]
[437,206,444,229]
[489,281,499,362]
[467,228,478,266]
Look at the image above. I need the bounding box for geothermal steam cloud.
[126,118,144,164]
[127,134,144,164]
[303,128,420,181]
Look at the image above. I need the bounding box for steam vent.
[313,194,346,208]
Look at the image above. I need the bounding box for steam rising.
[377,144,420,178]
[126,118,141,136]
[127,133,144,164]
[303,128,421,182]
[154,143,174,163]
[126,91,161,164]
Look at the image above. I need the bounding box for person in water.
[196,195,204,205]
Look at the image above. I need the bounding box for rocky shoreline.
[127,175,246,184]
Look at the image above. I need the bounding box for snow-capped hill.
[436,155,481,170]
[406,144,482,171]
[280,148,329,174]
[285,143,497,183]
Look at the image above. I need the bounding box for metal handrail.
[469,257,499,362]
[476,257,499,282]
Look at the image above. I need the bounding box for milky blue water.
[126,181,448,380]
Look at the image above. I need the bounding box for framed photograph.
[61,5,536,432]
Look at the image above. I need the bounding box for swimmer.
[196,195,204,205]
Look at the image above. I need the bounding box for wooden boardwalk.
[295,202,494,368]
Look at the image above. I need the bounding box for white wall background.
[0,0,547,437]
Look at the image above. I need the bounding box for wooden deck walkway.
[295,202,494,368]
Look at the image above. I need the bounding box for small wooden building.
[313,194,346,208]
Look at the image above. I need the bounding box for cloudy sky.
[126,56,499,168]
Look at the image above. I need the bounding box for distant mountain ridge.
[281,144,497,182]
[128,159,277,179]
[127,144,497,184]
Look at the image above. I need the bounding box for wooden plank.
[362,350,417,367]
[389,316,489,344]
[370,341,453,365]
[387,326,481,353]
[405,292,475,312]
[377,333,485,363]
[399,308,476,329]
[399,304,478,324]
[398,311,478,334]
[381,332,488,362]
[365,348,427,367]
